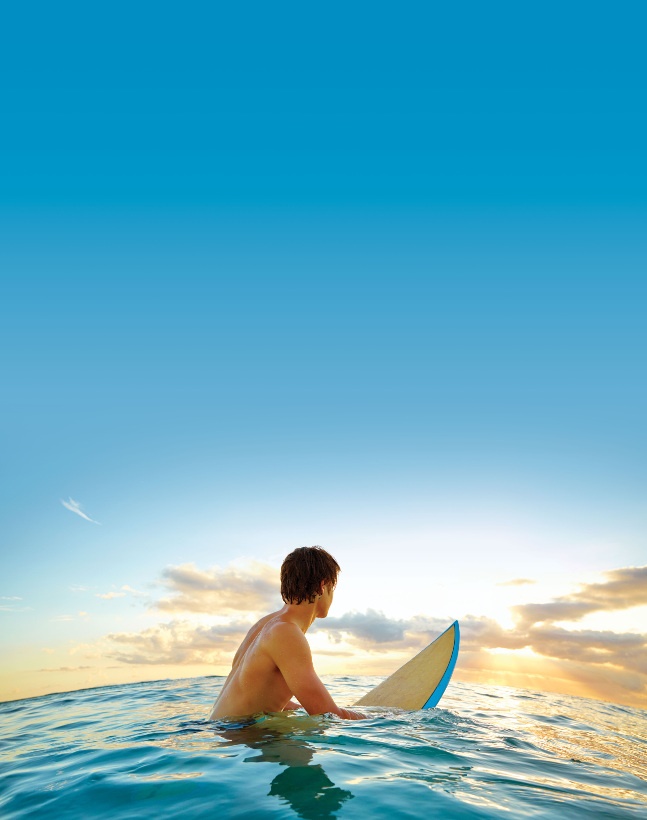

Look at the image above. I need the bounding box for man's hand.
[337,708,367,720]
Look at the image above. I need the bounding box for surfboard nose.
[354,621,460,711]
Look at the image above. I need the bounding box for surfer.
[209,546,365,721]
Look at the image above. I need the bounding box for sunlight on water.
[1,676,645,818]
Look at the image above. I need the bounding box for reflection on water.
[214,716,354,819]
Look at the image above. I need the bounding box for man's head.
[280,546,341,606]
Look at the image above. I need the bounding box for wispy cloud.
[94,586,143,601]
[61,498,100,525]
[121,585,144,596]
[0,596,30,613]
[497,578,536,587]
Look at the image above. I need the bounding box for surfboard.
[354,621,460,710]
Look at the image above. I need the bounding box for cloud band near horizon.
[66,561,647,708]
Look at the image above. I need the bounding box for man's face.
[316,582,334,618]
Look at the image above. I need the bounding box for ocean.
[1,676,645,818]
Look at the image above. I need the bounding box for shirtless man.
[209,546,365,721]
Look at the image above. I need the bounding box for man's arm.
[268,623,365,720]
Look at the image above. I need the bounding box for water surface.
[1,676,645,818]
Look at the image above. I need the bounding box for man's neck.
[280,602,318,633]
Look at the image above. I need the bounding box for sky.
[1,2,646,709]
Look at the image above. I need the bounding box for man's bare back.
[209,573,364,721]
[209,609,295,719]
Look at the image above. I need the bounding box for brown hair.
[280,546,341,605]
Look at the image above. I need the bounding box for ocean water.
[1,676,645,819]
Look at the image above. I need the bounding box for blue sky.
[1,3,646,705]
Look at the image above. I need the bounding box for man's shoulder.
[264,618,303,639]
[262,619,308,651]
[245,609,284,639]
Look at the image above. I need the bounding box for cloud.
[447,614,529,651]
[315,610,457,650]
[447,615,647,679]
[312,605,647,679]
[0,596,29,613]
[95,586,144,601]
[523,625,647,675]
[39,666,92,673]
[105,619,253,665]
[154,561,281,615]
[313,611,527,654]
[97,603,646,705]
[61,498,100,525]
[497,578,536,587]
[72,561,646,708]
[456,642,647,706]
[308,569,647,706]
[320,609,410,645]
[513,565,647,627]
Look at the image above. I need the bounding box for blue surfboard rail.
[422,620,460,709]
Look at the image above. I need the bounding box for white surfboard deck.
[354,621,460,710]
